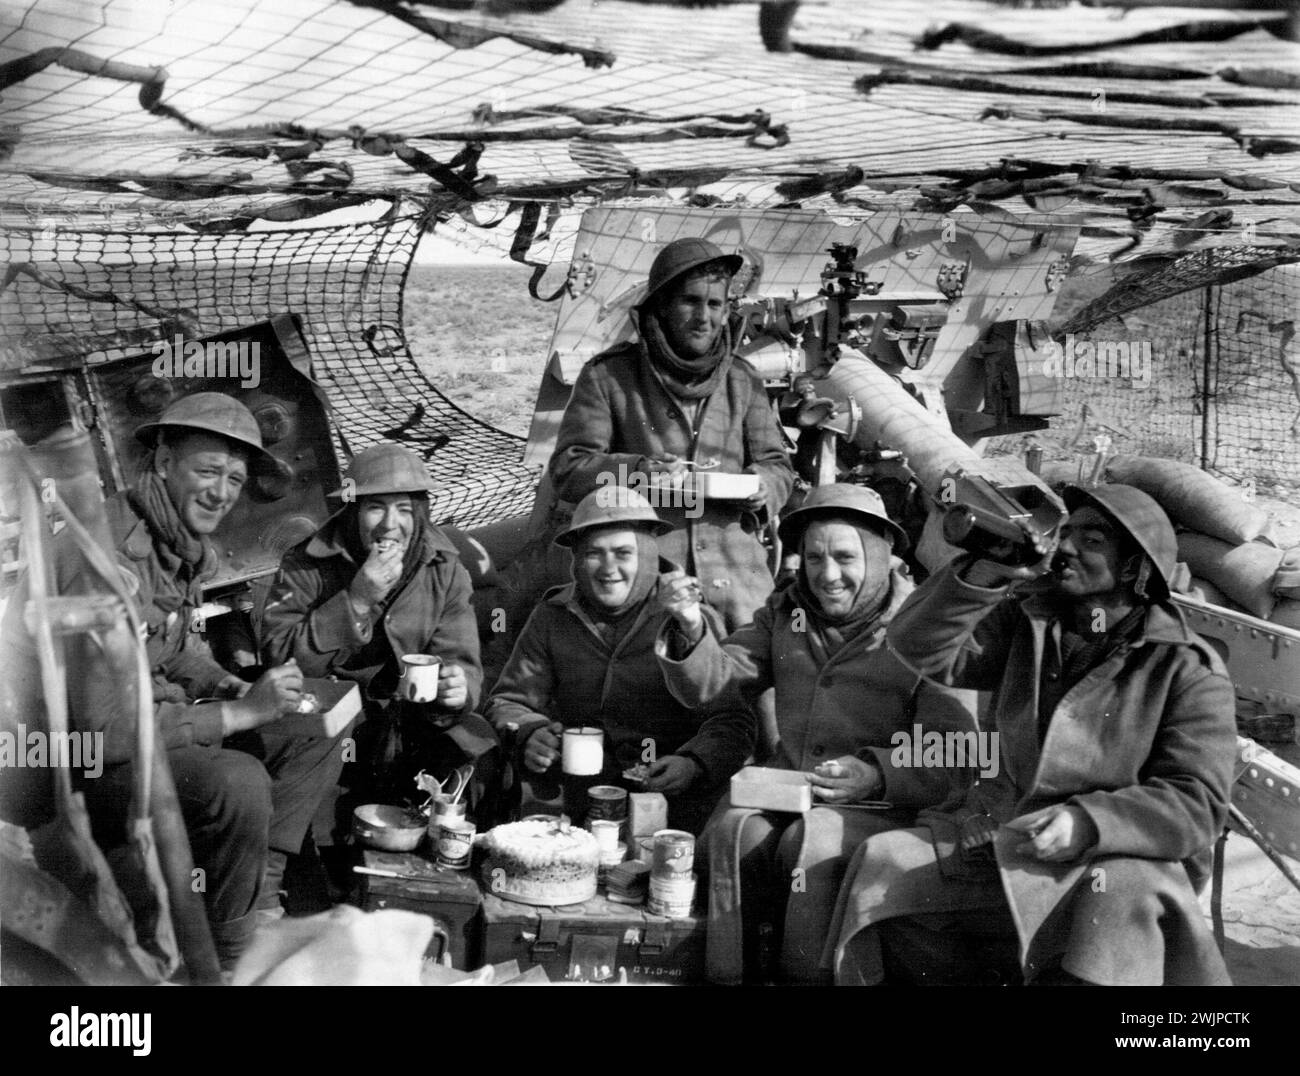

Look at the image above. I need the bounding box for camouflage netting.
[991,262,1300,493]
[3,0,1300,520]
[0,210,536,526]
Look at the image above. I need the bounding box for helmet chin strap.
[1123,554,1154,602]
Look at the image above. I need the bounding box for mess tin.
[353,803,425,852]
[398,653,441,703]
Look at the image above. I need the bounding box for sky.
[250,199,513,265]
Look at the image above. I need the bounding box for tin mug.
[561,727,604,776]
[398,654,441,704]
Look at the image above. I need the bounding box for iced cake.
[482,819,599,906]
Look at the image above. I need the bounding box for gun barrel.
[826,350,982,491]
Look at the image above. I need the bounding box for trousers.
[85,721,353,966]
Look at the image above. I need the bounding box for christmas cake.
[481,819,599,906]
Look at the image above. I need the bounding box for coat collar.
[109,493,181,571]
[122,516,158,562]
[302,506,458,566]
[1018,590,1202,649]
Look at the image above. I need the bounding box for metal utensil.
[449,763,475,805]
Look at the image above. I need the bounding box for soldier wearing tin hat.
[486,485,733,832]
[259,443,496,811]
[46,391,346,968]
[830,483,1237,986]
[547,236,795,635]
[651,483,977,984]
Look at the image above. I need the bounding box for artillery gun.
[1,205,1295,980]
[513,204,1299,889]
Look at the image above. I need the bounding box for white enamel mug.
[398,653,441,703]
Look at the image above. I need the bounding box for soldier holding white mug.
[258,443,495,808]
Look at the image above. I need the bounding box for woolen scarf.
[572,530,661,649]
[129,470,218,580]
[641,309,734,401]
[793,520,892,662]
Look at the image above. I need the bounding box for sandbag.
[1106,456,1270,545]
[1269,599,1300,631]
[1177,532,1283,620]
[1187,576,1246,612]
[231,905,433,986]
[1273,547,1300,601]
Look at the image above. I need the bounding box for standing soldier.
[548,237,795,634]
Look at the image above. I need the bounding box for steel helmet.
[135,391,279,475]
[643,237,744,309]
[330,443,436,499]
[778,482,909,552]
[555,485,673,547]
[1062,483,1178,598]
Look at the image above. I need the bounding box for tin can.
[651,829,695,877]
[428,795,467,838]
[647,872,696,918]
[587,785,628,822]
[435,820,475,870]
[636,837,655,865]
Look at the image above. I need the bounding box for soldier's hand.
[643,754,700,794]
[741,475,769,513]
[435,663,469,712]
[523,720,564,774]
[809,755,882,803]
[214,673,252,700]
[225,660,302,733]
[961,541,1057,589]
[350,541,405,610]
[642,454,690,484]
[1008,804,1098,863]
[657,569,705,639]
